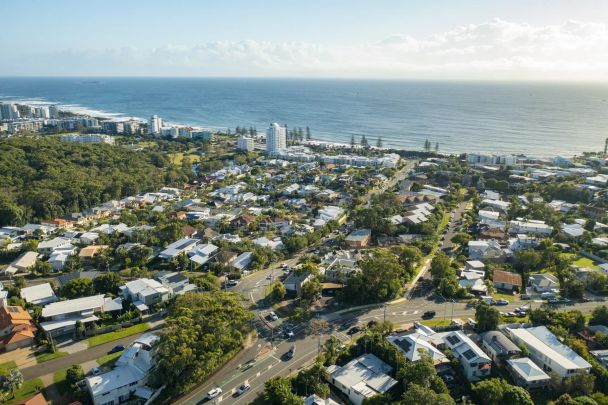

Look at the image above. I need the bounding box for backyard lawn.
[573,256,601,270]
[5,378,44,405]
[0,360,17,373]
[88,323,150,348]
[53,368,70,395]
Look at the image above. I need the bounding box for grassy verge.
[5,378,44,405]
[0,360,17,373]
[420,319,452,327]
[573,256,601,270]
[88,323,150,348]
[35,350,68,363]
[96,350,124,368]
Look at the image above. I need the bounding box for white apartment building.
[266,122,287,153]
[508,220,553,235]
[60,134,115,145]
[237,136,255,152]
[506,326,592,379]
[148,115,162,135]
[0,103,20,121]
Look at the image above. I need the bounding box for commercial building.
[326,354,398,405]
[237,136,255,152]
[60,134,115,145]
[266,123,287,153]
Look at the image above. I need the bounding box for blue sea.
[1,77,607,156]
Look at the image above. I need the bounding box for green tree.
[291,363,329,398]
[4,368,23,398]
[128,245,152,267]
[34,260,52,276]
[376,137,383,148]
[342,250,404,304]
[65,364,85,390]
[475,302,499,332]
[361,135,369,148]
[268,282,286,304]
[190,273,220,292]
[472,378,533,405]
[400,383,455,405]
[93,272,122,295]
[61,278,95,299]
[300,277,322,306]
[451,233,472,246]
[260,377,303,405]
[591,306,608,326]
[64,255,82,273]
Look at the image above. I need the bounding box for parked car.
[268,311,279,321]
[227,279,238,287]
[495,298,509,306]
[347,326,361,335]
[108,344,125,354]
[206,387,222,399]
[422,310,436,319]
[90,367,101,376]
[236,383,251,396]
[284,330,294,339]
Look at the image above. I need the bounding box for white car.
[206,387,222,399]
[268,311,278,321]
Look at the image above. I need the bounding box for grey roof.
[481,331,521,356]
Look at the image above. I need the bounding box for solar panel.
[446,335,460,345]
[462,349,476,360]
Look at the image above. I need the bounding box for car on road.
[505,312,516,317]
[266,274,272,280]
[347,326,361,335]
[206,387,222,399]
[422,310,436,319]
[494,298,509,306]
[268,311,279,321]
[339,319,356,330]
[284,330,294,339]
[235,383,251,396]
[108,344,125,354]
[285,345,296,360]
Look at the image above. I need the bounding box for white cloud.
[3,18,608,79]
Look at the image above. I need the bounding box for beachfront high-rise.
[0,103,20,121]
[148,115,162,135]
[266,123,286,153]
[237,136,254,152]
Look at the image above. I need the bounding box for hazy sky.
[2,0,608,80]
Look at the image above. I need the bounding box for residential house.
[40,294,123,336]
[188,243,218,266]
[442,331,492,381]
[304,394,339,405]
[528,274,559,294]
[590,350,608,368]
[155,272,197,296]
[57,271,100,288]
[20,283,58,306]
[283,272,313,296]
[468,240,505,261]
[345,229,371,249]
[78,245,109,261]
[562,223,585,238]
[120,279,170,310]
[86,333,160,405]
[4,251,39,276]
[506,326,592,379]
[12,393,49,405]
[480,331,521,364]
[158,238,200,260]
[509,220,553,236]
[230,252,253,272]
[387,333,447,365]
[37,237,71,254]
[0,306,37,351]
[507,357,551,389]
[326,354,398,405]
[323,251,360,282]
[493,270,522,292]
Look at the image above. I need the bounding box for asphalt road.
[21,321,165,380]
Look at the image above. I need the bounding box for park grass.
[0,360,17,373]
[53,368,69,395]
[88,323,150,348]
[420,319,452,327]
[35,350,68,363]
[5,378,44,405]
[168,152,201,165]
[96,350,124,369]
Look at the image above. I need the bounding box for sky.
[1,0,608,80]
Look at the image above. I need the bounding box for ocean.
[1,77,607,157]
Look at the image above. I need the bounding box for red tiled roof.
[493,270,522,287]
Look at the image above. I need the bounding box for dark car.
[285,345,296,360]
[339,319,356,330]
[108,344,125,354]
[347,326,361,335]
[422,310,436,319]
